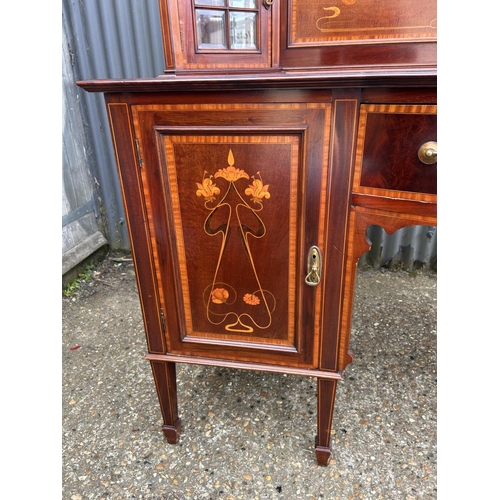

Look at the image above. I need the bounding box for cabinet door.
[161,0,274,71]
[132,96,332,367]
[280,0,437,70]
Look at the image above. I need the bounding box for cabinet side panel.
[107,101,166,354]
[158,0,176,71]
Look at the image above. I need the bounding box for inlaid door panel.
[279,0,437,70]
[164,136,298,344]
[288,0,437,46]
[132,101,332,367]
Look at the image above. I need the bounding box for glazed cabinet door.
[129,92,335,368]
[159,0,275,72]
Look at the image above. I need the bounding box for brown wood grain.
[131,96,333,369]
[79,0,439,466]
[289,0,436,44]
[106,100,166,355]
[76,70,437,93]
[282,0,436,72]
[158,0,176,72]
[319,93,360,372]
[315,378,338,466]
[99,84,437,464]
[352,104,437,202]
[146,353,343,379]
[168,0,273,71]
[164,134,300,346]
[351,194,437,217]
[150,361,181,443]
[156,0,436,74]
[361,87,437,105]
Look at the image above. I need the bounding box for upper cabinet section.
[287,0,436,45]
[160,0,274,71]
[280,0,436,70]
[159,0,436,74]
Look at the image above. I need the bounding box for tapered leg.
[150,360,182,444]
[315,378,338,466]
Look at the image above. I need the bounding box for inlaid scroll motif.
[315,0,437,33]
[315,1,356,32]
[196,149,276,333]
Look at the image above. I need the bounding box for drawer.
[353,104,437,202]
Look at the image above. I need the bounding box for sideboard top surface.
[77,68,437,93]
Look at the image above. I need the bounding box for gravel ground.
[62,253,437,500]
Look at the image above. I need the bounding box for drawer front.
[353,104,437,202]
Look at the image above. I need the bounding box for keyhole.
[306,246,321,286]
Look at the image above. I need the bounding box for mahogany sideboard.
[77,0,436,466]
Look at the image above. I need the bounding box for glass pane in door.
[196,9,228,49]
[230,11,257,49]
[194,0,225,6]
[228,0,257,7]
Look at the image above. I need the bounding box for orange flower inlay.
[196,173,220,202]
[245,172,271,204]
[214,166,250,183]
[211,288,229,304]
[213,149,249,183]
[243,293,260,306]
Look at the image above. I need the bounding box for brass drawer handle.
[305,246,322,286]
[418,141,437,164]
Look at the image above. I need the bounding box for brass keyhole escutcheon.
[263,0,274,9]
[305,246,322,286]
[418,141,437,164]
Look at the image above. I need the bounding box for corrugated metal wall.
[360,225,436,271]
[63,0,165,252]
[63,15,108,279]
[62,0,436,270]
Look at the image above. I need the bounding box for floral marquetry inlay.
[196,149,276,334]
[291,0,437,43]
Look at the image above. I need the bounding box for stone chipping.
[62,254,437,499]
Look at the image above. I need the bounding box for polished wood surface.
[129,95,334,368]
[146,353,343,380]
[155,0,436,74]
[150,361,182,443]
[79,0,437,467]
[100,82,437,465]
[165,0,273,72]
[353,104,437,199]
[107,102,166,355]
[289,0,436,44]
[316,378,338,465]
[78,70,436,93]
